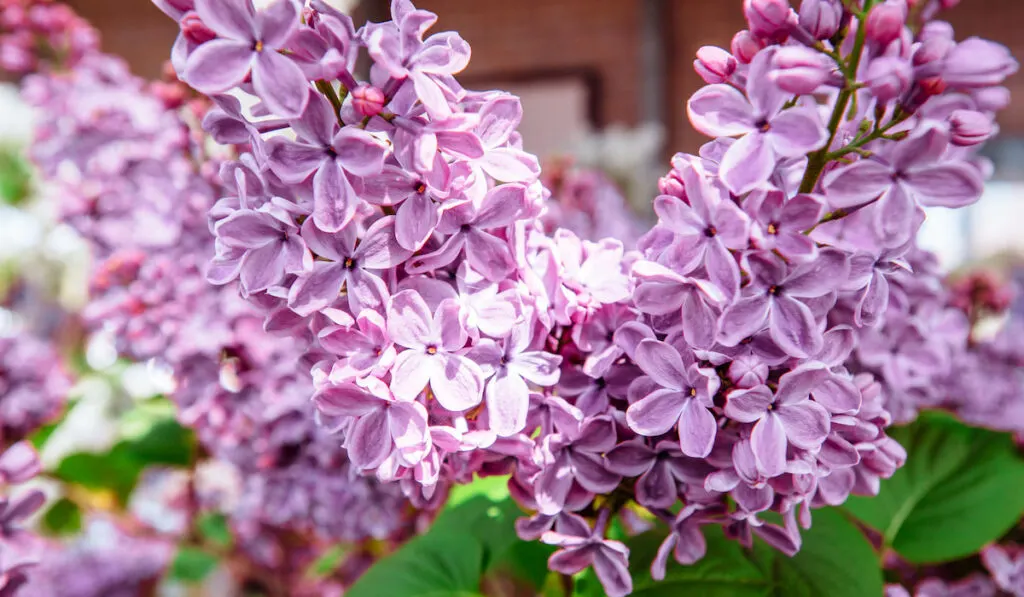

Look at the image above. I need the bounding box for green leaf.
[347,475,550,597]
[307,544,350,579]
[844,412,1024,563]
[598,508,881,597]
[41,497,82,536]
[169,547,220,584]
[0,148,32,207]
[124,419,195,467]
[52,444,147,505]
[196,513,233,550]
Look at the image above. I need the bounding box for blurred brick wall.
[66,0,178,80]
[418,0,644,130]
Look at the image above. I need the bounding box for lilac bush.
[2,0,1022,594]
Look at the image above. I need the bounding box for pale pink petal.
[776,400,830,449]
[633,340,689,391]
[387,289,433,349]
[348,409,392,469]
[686,83,757,136]
[252,50,309,118]
[678,397,717,458]
[768,107,827,157]
[184,39,254,93]
[751,412,787,477]
[717,294,771,346]
[626,389,686,436]
[768,295,822,358]
[904,163,983,208]
[719,131,775,195]
[724,386,772,423]
[430,354,484,412]
[195,0,255,40]
[395,192,440,251]
[389,351,434,400]
[822,160,893,208]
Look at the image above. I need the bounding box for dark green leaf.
[347,475,549,597]
[124,419,195,467]
[169,547,220,584]
[595,508,881,597]
[844,412,1024,563]
[41,497,82,536]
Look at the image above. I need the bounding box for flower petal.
[430,354,485,412]
[822,160,893,208]
[252,50,309,118]
[904,163,983,208]
[395,192,440,251]
[185,39,253,94]
[776,400,830,449]
[751,412,787,477]
[196,0,255,40]
[768,295,822,358]
[633,340,689,391]
[686,83,756,137]
[719,131,775,195]
[717,294,771,346]
[626,389,686,436]
[678,397,717,458]
[768,107,827,157]
[348,409,392,469]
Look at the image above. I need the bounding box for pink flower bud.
[972,86,1011,112]
[949,109,995,146]
[181,12,216,45]
[731,30,765,65]
[744,0,794,41]
[770,46,832,94]
[942,38,1019,89]
[798,0,843,40]
[352,85,386,117]
[913,34,954,67]
[694,46,738,84]
[865,0,907,48]
[864,56,912,102]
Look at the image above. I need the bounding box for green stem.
[798,0,877,194]
[315,80,347,125]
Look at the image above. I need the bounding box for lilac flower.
[470,93,541,183]
[651,505,712,579]
[626,340,720,457]
[748,190,825,260]
[605,440,708,509]
[941,37,1019,89]
[318,309,396,378]
[185,0,309,117]
[542,514,632,597]
[725,366,832,477]
[650,167,749,296]
[688,48,827,194]
[387,290,485,412]
[469,319,562,436]
[211,199,312,293]
[823,124,984,246]
[981,544,1024,596]
[313,377,429,470]
[266,91,388,232]
[718,248,849,357]
[534,417,621,515]
[631,260,724,348]
[406,183,526,280]
[288,216,410,316]
[363,1,471,119]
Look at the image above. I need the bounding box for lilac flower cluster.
[20,518,174,597]
[0,334,70,443]
[885,542,1024,597]
[150,0,1017,594]
[21,5,415,587]
[0,0,97,75]
[540,160,648,246]
[0,442,45,596]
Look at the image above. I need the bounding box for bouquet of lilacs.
[145,0,1020,594]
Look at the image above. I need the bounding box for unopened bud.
[972,86,1011,112]
[744,0,794,41]
[913,34,954,67]
[798,0,843,40]
[694,46,738,84]
[770,46,832,94]
[865,0,907,48]
[728,355,769,389]
[865,56,912,102]
[181,11,216,45]
[731,30,765,65]
[942,38,1019,89]
[949,109,995,146]
[351,85,386,118]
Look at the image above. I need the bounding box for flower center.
[254,40,264,53]
[704,226,718,238]
[426,345,438,355]
[415,181,427,194]
[343,257,356,269]
[768,285,781,296]
[767,223,778,235]
[689,387,697,397]
[757,118,771,132]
